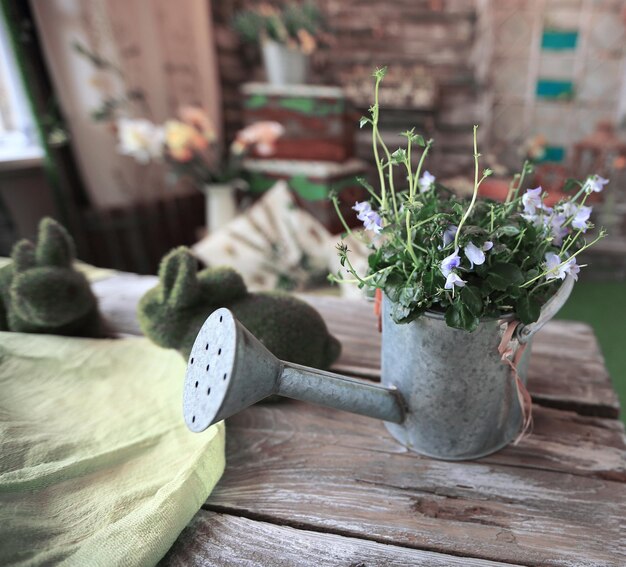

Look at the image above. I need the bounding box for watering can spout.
[183,308,405,433]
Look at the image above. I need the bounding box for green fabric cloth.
[0,332,225,566]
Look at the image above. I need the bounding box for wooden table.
[92,279,625,566]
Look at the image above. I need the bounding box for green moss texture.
[138,246,341,368]
[0,218,106,337]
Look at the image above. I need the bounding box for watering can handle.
[516,274,575,344]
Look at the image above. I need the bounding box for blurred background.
[0,0,625,415]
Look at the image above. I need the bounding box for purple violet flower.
[545,252,567,280]
[522,187,543,215]
[353,201,383,234]
[444,272,466,290]
[583,175,609,194]
[418,171,436,193]
[565,258,580,281]
[352,201,372,221]
[548,213,569,246]
[545,252,579,281]
[362,211,383,234]
[464,241,486,269]
[483,241,494,251]
[441,225,458,249]
[440,248,461,277]
[572,205,592,231]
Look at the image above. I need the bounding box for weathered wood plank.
[160,510,522,567]
[205,409,626,567]
[301,295,621,418]
[225,401,626,482]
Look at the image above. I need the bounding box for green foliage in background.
[233,1,324,52]
[138,247,341,367]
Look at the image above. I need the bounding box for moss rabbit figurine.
[138,246,341,368]
[0,217,107,337]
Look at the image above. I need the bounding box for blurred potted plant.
[330,68,607,458]
[73,40,284,232]
[233,2,325,85]
[116,113,284,232]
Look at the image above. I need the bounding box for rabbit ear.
[158,247,199,308]
[35,218,75,268]
[11,239,36,272]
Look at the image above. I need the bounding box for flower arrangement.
[233,2,325,54]
[332,67,607,332]
[116,112,283,186]
[73,40,284,186]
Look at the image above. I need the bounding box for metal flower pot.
[261,40,309,85]
[183,276,574,460]
[382,298,528,460]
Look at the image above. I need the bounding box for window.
[0,11,42,163]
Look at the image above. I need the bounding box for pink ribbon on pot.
[498,320,533,444]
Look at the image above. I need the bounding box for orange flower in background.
[165,120,207,162]
[179,106,216,142]
[231,121,285,156]
[258,3,279,17]
[297,29,317,55]
[613,155,626,170]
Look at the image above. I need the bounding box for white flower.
[522,187,543,216]
[545,252,579,281]
[444,272,466,290]
[483,241,493,251]
[117,118,164,163]
[464,241,485,269]
[572,205,592,231]
[548,213,569,246]
[545,252,567,280]
[418,171,436,193]
[583,174,609,194]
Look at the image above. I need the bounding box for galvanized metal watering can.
[183,276,574,460]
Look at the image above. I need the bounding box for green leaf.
[515,293,541,324]
[414,134,426,147]
[486,262,524,291]
[391,301,411,322]
[390,148,407,164]
[359,116,371,129]
[562,178,581,193]
[495,225,520,237]
[367,248,382,270]
[445,301,479,332]
[462,225,488,237]
[399,283,423,307]
[461,286,483,317]
[383,272,404,303]
[422,270,441,296]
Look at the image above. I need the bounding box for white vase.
[261,40,309,85]
[201,183,237,234]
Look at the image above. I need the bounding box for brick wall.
[211,0,486,177]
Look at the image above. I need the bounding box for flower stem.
[505,160,529,204]
[375,130,398,219]
[405,210,421,267]
[371,75,387,211]
[331,195,357,240]
[521,230,606,288]
[413,140,433,192]
[454,125,481,250]
[406,136,414,199]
